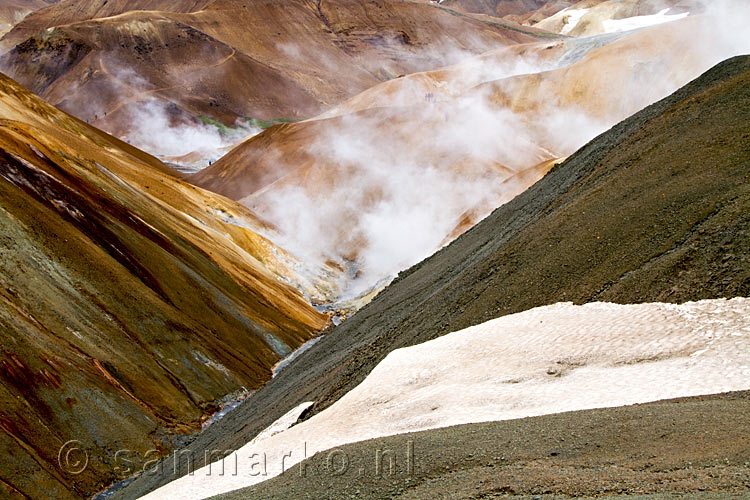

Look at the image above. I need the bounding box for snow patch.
[560,9,588,35]
[249,402,313,445]
[140,298,750,500]
[603,9,690,33]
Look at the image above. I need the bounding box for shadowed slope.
[0,74,328,500]
[297,53,750,413]
[112,54,749,499]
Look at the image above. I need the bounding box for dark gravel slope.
[215,392,750,500]
[114,55,750,499]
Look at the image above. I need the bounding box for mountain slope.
[0,1,54,37]
[0,0,212,51]
[145,298,750,498]
[111,54,750,499]
[0,74,328,500]
[0,0,546,154]
[532,0,699,36]
[420,0,577,20]
[1,11,320,135]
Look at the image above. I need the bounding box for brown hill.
[0,1,59,38]
[113,54,750,500]
[0,0,547,153]
[425,0,563,17]
[0,0,211,51]
[0,73,329,500]
[1,11,320,136]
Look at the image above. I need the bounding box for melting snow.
[549,6,689,36]
[140,298,750,499]
[603,9,690,33]
[560,9,589,35]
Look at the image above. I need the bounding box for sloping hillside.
[294,52,750,418]
[0,0,59,37]
[219,392,750,499]
[112,54,750,499]
[145,298,750,498]
[0,0,545,154]
[0,0,212,51]
[0,74,329,500]
[1,11,320,134]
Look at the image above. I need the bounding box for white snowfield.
[141,298,750,500]
[559,9,588,35]
[602,8,690,33]
[539,5,689,36]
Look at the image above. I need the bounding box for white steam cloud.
[124,98,257,166]
[66,61,259,171]
[238,0,750,305]
[243,67,608,301]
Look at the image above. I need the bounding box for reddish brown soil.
[0,73,327,500]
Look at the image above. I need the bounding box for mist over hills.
[117,52,750,500]
[193,2,750,307]
[0,1,747,499]
[0,0,540,162]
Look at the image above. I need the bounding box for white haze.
[122,35,500,166]
[248,100,606,300]
[239,0,750,304]
[124,97,257,159]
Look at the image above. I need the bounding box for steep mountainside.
[112,54,750,499]
[0,74,329,500]
[0,0,545,155]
